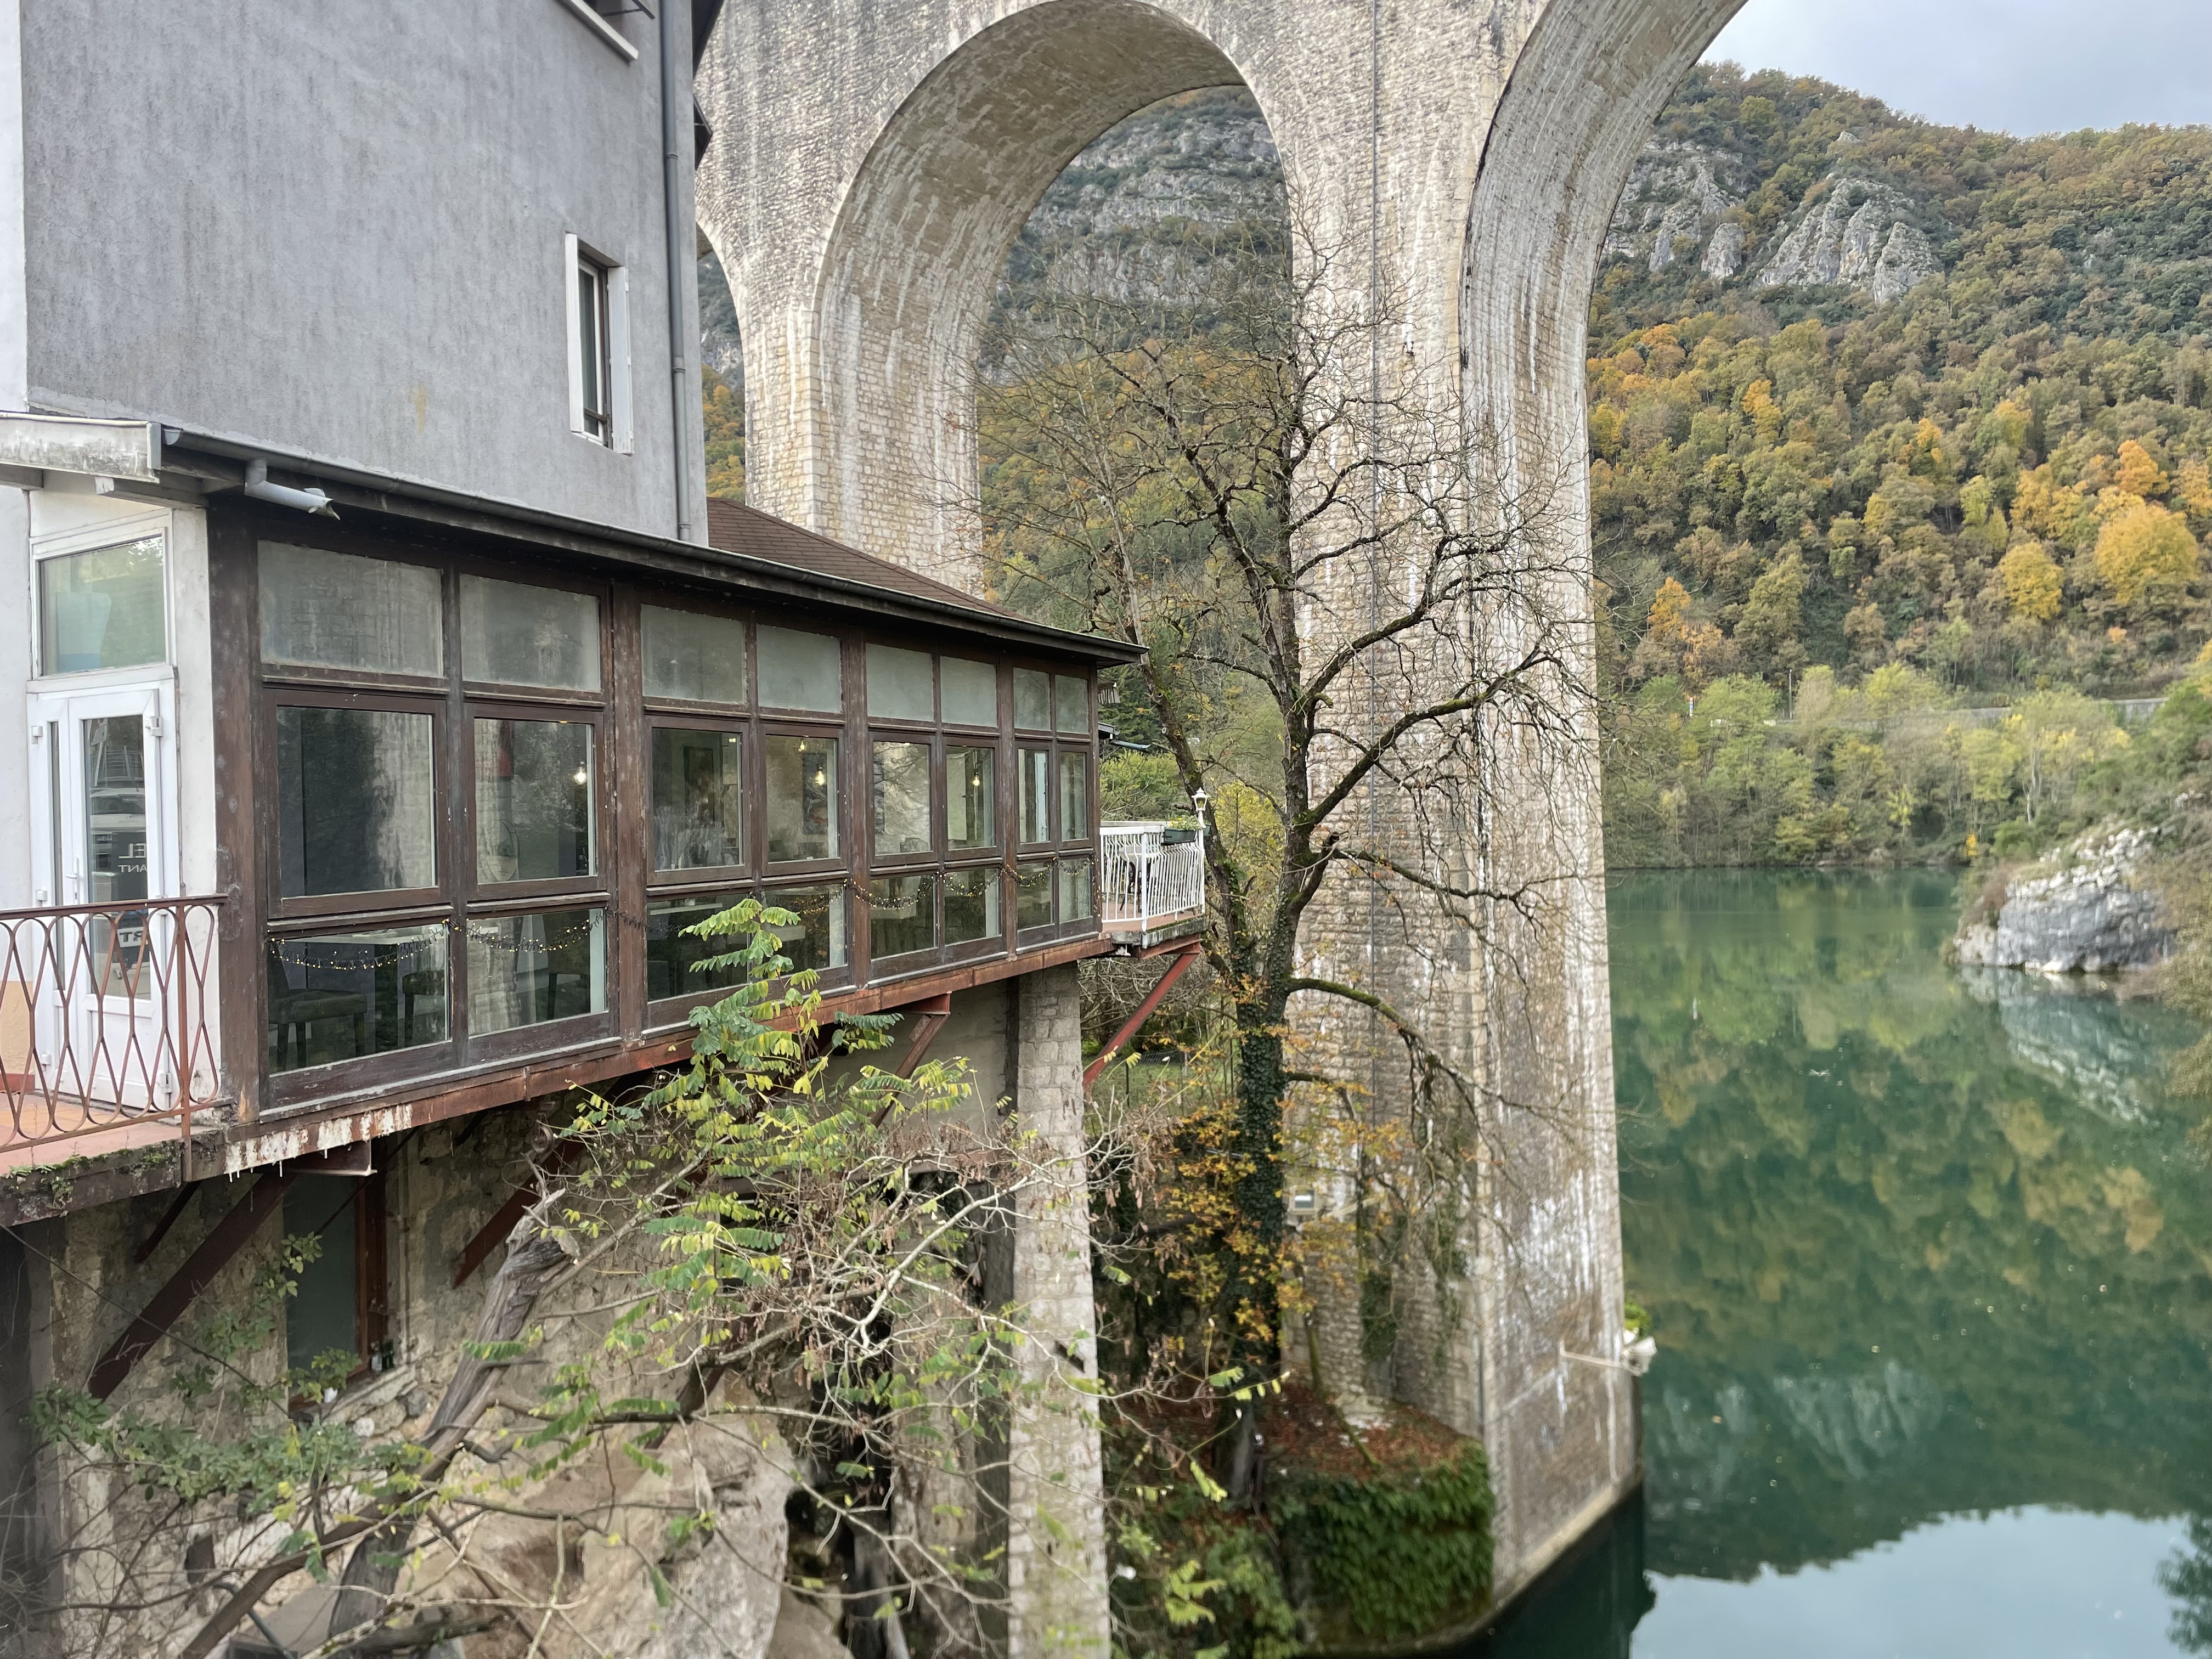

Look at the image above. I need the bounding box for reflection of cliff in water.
[1957,964,2194,1125]
[1610,870,2212,1585]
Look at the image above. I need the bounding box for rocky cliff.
[1955,828,2175,974]
[1599,143,1943,304]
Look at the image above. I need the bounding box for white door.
[27,680,178,1106]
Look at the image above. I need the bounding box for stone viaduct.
[694,0,1747,1620]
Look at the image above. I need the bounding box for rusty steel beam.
[1083,941,1201,1088]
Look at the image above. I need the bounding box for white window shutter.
[563,233,586,437]
[608,263,634,454]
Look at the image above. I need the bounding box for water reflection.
[1474,870,2212,1657]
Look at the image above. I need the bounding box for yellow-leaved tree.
[2094,500,2199,613]
[1999,540,2063,623]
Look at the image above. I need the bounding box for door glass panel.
[757,627,840,711]
[1059,752,1091,842]
[266,924,448,1073]
[1015,862,1053,930]
[82,716,150,997]
[1054,675,1089,733]
[651,729,743,871]
[467,907,606,1032]
[1058,857,1094,922]
[941,658,997,727]
[459,576,601,691]
[284,1176,360,1375]
[765,735,838,862]
[475,719,595,882]
[764,885,847,972]
[945,866,1000,945]
[1014,669,1051,730]
[646,892,749,1003]
[260,544,443,676]
[40,538,165,673]
[866,645,933,720]
[276,708,437,896]
[1019,749,1051,844]
[643,607,747,705]
[946,746,996,850]
[872,741,932,857]
[869,873,936,960]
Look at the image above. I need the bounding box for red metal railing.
[0,895,224,1167]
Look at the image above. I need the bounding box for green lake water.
[1475,868,2212,1658]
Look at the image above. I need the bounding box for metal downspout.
[660,0,698,542]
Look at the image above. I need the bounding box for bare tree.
[978,206,1588,1483]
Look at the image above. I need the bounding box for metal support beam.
[88,1147,371,1400]
[893,992,953,1078]
[453,1142,578,1288]
[1083,942,1201,1088]
[89,1175,294,1400]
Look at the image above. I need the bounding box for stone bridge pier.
[695,0,1748,1624]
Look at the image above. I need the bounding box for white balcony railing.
[1099,821,1206,941]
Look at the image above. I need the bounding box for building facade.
[0,4,1160,1654]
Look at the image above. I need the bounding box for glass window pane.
[867,644,933,721]
[467,907,606,1032]
[40,537,165,673]
[946,746,996,851]
[1059,752,1091,842]
[81,716,149,998]
[765,734,839,862]
[945,867,1000,945]
[578,263,604,421]
[460,575,600,691]
[278,708,437,897]
[1013,668,1050,730]
[261,544,443,676]
[475,720,595,882]
[1015,862,1053,930]
[1055,675,1089,733]
[643,606,747,705]
[765,885,847,973]
[758,626,841,711]
[942,658,997,726]
[1019,749,1050,844]
[870,873,936,960]
[652,728,743,871]
[266,923,448,1074]
[1059,857,1094,922]
[284,1176,359,1373]
[646,891,749,1003]
[872,741,932,858]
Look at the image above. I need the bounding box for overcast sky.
[1706,0,2212,136]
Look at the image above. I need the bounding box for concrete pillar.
[1005,965,1108,1659]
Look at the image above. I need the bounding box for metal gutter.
[659,0,698,542]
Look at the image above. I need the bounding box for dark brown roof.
[704,498,1024,622]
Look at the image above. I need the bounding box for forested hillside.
[700,71,2212,868]
[1596,65,2212,865]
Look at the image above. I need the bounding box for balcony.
[1099,821,1207,948]
[0,896,225,1175]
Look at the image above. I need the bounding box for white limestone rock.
[1954,828,2174,974]
[1700,221,1746,280]
[1601,142,1747,274]
[1755,174,1941,302]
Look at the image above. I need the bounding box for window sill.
[552,0,639,60]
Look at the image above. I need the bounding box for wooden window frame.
[759,720,848,879]
[263,686,450,922]
[283,1167,390,1388]
[464,700,611,905]
[644,716,752,885]
[461,896,617,1062]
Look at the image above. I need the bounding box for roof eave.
[157,432,1146,665]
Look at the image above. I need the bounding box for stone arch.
[774,3,1261,577]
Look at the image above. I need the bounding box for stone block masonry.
[697,0,1758,1611]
